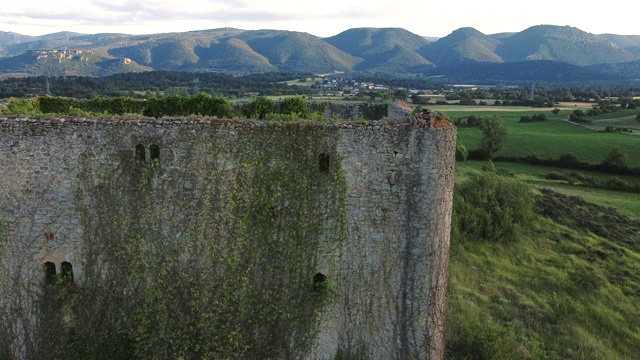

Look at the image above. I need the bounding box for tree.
[601,147,629,170]
[3,98,40,115]
[250,97,275,119]
[478,115,508,159]
[452,171,535,243]
[279,97,307,117]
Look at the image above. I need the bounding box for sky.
[1,0,639,38]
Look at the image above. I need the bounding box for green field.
[460,160,640,219]
[591,116,640,128]
[439,108,640,167]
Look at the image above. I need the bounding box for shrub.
[482,159,496,173]
[569,265,605,294]
[445,304,523,360]
[250,96,275,119]
[519,113,547,123]
[452,171,535,243]
[465,114,481,127]
[278,97,307,117]
[557,153,580,167]
[601,147,629,171]
[4,97,40,115]
[455,143,469,162]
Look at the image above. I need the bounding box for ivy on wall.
[41,122,349,359]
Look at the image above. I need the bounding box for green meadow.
[439,107,640,167]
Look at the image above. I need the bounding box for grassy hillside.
[447,106,640,356]
[461,160,640,221]
[446,163,640,359]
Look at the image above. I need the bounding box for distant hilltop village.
[32,49,93,60]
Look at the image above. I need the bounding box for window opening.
[150,144,160,160]
[61,261,74,285]
[135,144,146,162]
[313,272,327,292]
[44,262,56,284]
[319,153,330,172]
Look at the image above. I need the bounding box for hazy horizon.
[2,0,639,39]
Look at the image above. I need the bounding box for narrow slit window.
[319,153,330,172]
[150,144,160,161]
[135,144,146,162]
[61,261,74,285]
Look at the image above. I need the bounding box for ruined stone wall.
[0,115,455,359]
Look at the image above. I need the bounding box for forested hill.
[1,25,640,82]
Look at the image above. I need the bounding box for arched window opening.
[313,272,327,292]
[150,144,160,161]
[61,261,74,285]
[135,144,146,162]
[44,262,56,285]
[319,153,330,172]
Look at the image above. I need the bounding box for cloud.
[5,0,402,25]
[2,0,639,38]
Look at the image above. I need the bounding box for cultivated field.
[439,107,640,167]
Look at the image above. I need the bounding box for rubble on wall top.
[0,114,454,132]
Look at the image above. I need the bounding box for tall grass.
[446,165,640,359]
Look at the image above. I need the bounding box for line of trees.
[1,94,397,121]
[0,72,317,99]
[0,95,316,120]
[142,93,232,118]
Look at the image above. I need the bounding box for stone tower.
[0,110,456,359]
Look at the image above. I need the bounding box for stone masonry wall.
[0,115,455,359]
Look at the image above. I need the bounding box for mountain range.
[1,25,640,82]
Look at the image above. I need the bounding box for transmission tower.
[530,82,535,101]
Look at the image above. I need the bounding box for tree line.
[1,95,330,120]
[0,71,316,99]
